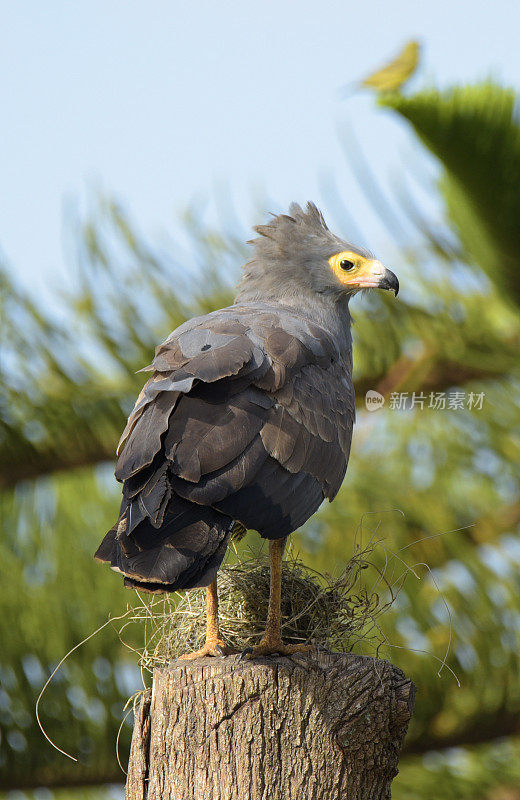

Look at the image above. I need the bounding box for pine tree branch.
[404,708,520,755]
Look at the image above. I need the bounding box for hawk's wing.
[116,304,355,539]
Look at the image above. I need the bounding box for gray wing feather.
[164,388,270,482]
[115,303,355,535]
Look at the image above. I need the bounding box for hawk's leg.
[247,537,312,658]
[178,580,228,660]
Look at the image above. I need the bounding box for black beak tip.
[380,268,399,297]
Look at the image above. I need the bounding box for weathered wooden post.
[126,651,415,800]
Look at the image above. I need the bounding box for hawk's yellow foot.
[178,640,228,660]
[177,580,231,661]
[243,538,313,659]
[245,638,312,659]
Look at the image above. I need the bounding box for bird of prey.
[95,203,399,659]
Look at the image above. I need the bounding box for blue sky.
[1,0,519,302]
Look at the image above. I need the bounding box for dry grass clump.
[120,542,395,672]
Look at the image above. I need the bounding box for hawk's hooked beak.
[360,260,399,296]
[378,267,399,297]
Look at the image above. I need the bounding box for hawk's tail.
[94,496,233,594]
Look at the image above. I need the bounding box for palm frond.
[381,82,520,306]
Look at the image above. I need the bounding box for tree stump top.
[127,651,415,800]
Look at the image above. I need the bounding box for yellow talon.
[246,640,312,658]
[178,640,228,661]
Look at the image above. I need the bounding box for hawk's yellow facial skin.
[328,251,386,291]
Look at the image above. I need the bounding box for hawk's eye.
[339,259,355,271]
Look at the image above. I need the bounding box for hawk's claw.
[243,640,313,659]
[178,640,230,660]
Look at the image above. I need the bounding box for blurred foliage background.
[1,58,520,799]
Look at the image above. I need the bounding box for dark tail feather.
[94,496,233,593]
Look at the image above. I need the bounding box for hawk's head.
[237,202,399,303]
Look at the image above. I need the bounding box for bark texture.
[126,651,415,800]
